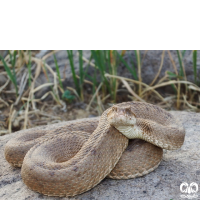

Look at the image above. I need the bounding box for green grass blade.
[193,50,197,84]
[176,50,184,77]
[166,71,183,79]
[116,51,138,80]
[28,51,32,87]
[9,50,17,68]
[182,50,186,57]
[9,51,13,66]
[91,50,110,95]
[108,50,117,102]
[0,54,18,95]
[99,50,111,92]
[91,50,100,68]
[9,50,17,85]
[82,53,93,80]
[167,72,177,94]
[78,50,84,100]
[107,50,113,75]
[67,50,80,96]
[84,64,98,95]
[12,51,17,68]
[134,50,141,73]
[129,51,138,80]
[78,50,83,85]
[91,50,105,82]
[99,50,106,73]
[53,53,64,90]
[91,51,102,75]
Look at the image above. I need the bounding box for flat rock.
[0,111,200,200]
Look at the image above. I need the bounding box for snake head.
[107,105,136,127]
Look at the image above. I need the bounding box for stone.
[0,51,7,58]
[0,74,7,87]
[0,111,199,200]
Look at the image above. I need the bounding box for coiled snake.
[4,102,185,197]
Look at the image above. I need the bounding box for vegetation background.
[0,50,199,135]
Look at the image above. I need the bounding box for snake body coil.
[4,102,185,197]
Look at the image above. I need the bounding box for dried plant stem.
[182,95,197,110]
[8,104,13,133]
[167,51,178,75]
[141,80,197,95]
[0,97,9,107]
[141,50,148,66]
[120,79,145,102]
[150,50,165,86]
[86,82,103,111]
[24,87,32,129]
[105,74,165,102]
[136,50,142,96]
[0,79,10,93]
[42,50,60,61]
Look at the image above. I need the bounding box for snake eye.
[125,107,131,115]
[112,107,116,112]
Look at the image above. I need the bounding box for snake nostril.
[112,106,117,112]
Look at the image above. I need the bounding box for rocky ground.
[0,111,200,200]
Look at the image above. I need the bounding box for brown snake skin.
[4,102,185,197]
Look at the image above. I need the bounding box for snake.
[4,101,185,197]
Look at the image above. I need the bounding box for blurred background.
[0,50,199,135]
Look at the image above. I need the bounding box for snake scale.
[4,102,185,197]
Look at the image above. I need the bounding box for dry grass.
[0,50,200,134]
